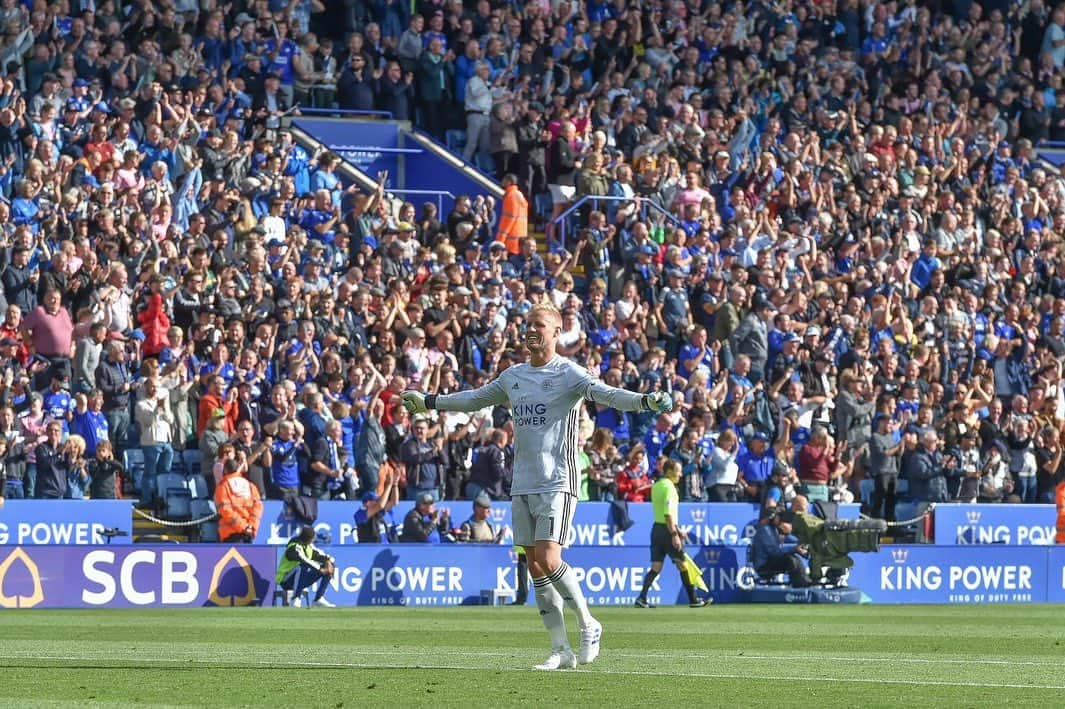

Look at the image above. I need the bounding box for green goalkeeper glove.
[644,391,673,413]
[401,391,428,415]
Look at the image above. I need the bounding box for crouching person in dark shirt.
[275,526,336,607]
[750,509,811,588]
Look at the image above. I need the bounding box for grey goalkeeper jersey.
[435,356,647,496]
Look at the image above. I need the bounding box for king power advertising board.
[7,543,1065,608]
[933,504,1057,545]
[0,501,132,545]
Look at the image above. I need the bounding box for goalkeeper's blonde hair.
[527,302,563,327]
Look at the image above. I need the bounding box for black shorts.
[651,523,685,564]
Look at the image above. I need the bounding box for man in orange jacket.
[495,174,528,256]
[1056,480,1065,544]
[215,456,263,543]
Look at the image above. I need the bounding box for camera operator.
[761,458,804,516]
[751,509,811,588]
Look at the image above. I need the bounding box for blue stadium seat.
[123,449,146,496]
[182,449,202,479]
[198,521,219,543]
[859,478,874,507]
[163,487,192,520]
[190,499,216,518]
[156,472,184,501]
[191,500,219,542]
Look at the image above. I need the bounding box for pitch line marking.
[3,644,1061,668]
[3,654,1064,691]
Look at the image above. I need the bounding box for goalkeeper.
[634,459,709,608]
[401,303,673,671]
[275,526,337,608]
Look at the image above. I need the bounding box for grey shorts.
[512,492,576,547]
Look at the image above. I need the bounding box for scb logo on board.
[0,546,275,608]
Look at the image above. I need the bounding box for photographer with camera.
[751,508,812,588]
[275,526,337,608]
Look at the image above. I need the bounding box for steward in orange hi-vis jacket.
[1056,481,1065,544]
[215,459,263,543]
[495,175,528,255]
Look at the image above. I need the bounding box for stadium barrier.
[3,501,1053,547]
[3,543,1065,608]
[253,500,859,546]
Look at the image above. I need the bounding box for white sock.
[532,576,569,649]
[546,562,594,627]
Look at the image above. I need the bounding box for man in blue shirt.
[298,190,340,245]
[71,390,110,458]
[677,325,715,380]
[737,432,775,502]
[644,414,674,472]
[262,24,299,104]
[270,420,303,498]
[910,239,942,291]
[43,372,74,433]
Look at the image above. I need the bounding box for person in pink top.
[22,290,74,390]
[18,393,51,500]
[671,171,713,210]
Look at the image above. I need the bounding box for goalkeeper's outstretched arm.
[584,380,673,413]
[403,377,509,414]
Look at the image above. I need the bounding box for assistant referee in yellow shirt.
[635,459,709,608]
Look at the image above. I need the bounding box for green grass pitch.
[1,605,1064,707]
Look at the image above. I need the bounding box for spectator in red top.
[616,444,653,503]
[378,374,407,427]
[798,427,845,504]
[136,275,171,358]
[0,304,31,367]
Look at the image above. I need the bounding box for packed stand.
[0,1,1061,531]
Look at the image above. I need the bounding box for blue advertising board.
[314,544,753,607]
[0,545,275,608]
[254,501,859,546]
[933,504,1056,545]
[1043,547,1065,602]
[0,501,133,545]
[847,545,1046,604]
[2,541,1062,607]
[293,118,401,177]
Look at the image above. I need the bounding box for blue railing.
[295,107,394,120]
[550,195,682,251]
[387,188,456,217]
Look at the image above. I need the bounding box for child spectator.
[87,440,122,500]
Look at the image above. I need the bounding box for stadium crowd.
[0,0,1061,531]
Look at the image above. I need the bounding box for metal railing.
[387,188,457,216]
[550,195,682,251]
[403,128,504,197]
[295,107,394,120]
